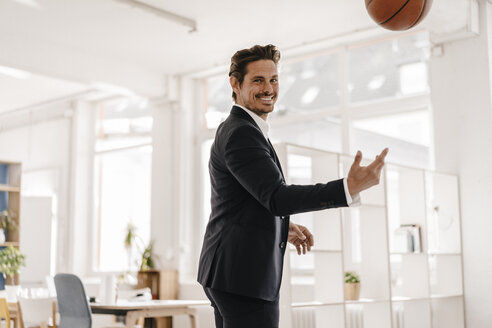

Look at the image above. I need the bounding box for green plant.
[345,271,360,284]
[0,210,18,232]
[0,246,26,283]
[124,223,137,250]
[123,223,158,271]
[139,241,156,271]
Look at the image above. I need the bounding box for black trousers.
[203,287,279,328]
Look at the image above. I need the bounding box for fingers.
[293,238,308,255]
[303,228,314,250]
[291,223,306,241]
[351,150,363,168]
[298,225,314,254]
[368,148,389,170]
[290,223,314,255]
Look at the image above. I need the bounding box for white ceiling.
[0,0,473,114]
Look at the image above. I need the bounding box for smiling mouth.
[257,95,275,104]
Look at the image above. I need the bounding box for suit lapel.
[230,106,285,181]
[267,139,284,180]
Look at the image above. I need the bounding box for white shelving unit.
[276,143,465,328]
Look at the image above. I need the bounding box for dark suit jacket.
[197,106,348,301]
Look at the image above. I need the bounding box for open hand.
[288,222,314,255]
[347,148,389,197]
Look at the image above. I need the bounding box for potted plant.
[0,246,26,300]
[344,271,361,300]
[123,224,158,271]
[0,210,18,244]
[139,241,156,271]
[124,223,138,271]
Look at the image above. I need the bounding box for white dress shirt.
[235,104,360,206]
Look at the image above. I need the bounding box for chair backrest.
[18,297,56,328]
[0,298,11,327]
[54,273,92,328]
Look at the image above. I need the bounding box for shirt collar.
[234,104,270,140]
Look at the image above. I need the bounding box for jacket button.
[279,242,285,248]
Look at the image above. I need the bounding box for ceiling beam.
[113,0,197,33]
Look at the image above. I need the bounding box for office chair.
[54,274,92,328]
[54,274,142,328]
[0,298,12,328]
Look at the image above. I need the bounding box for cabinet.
[0,160,22,286]
[137,269,179,328]
[275,144,465,328]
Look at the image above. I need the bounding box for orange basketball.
[365,0,433,31]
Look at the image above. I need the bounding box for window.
[352,110,431,168]
[270,117,342,154]
[348,32,430,103]
[197,31,432,277]
[93,97,152,272]
[204,76,231,129]
[275,52,340,115]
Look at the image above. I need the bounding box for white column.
[150,95,180,270]
[429,1,492,326]
[68,100,96,275]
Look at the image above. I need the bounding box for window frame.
[192,31,433,279]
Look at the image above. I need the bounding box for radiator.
[291,304,404,328]
[292,307,315,328]
[392,303,404,328]
[346,304,364,328]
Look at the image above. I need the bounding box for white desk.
[90,300,209,328]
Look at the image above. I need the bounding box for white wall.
[430,1,492,326]
[0,108,72,274]
[0,100,97,278]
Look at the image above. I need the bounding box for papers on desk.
[117,287,152,302]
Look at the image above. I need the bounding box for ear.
[230,76,240,95]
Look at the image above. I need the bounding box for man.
[197,44,388,328]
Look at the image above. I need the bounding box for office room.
[0,0,491,327]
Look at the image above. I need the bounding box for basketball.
[365,0,433,31]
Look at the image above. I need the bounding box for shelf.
[359,203,386,208]
[430,294,463,300]
[278,143,464,328]
[289,248,342,254]
[292,301,344,308]
[0,185,20,192]
[390,252,427,256]
[0,242,20,247]
[392,296,431,302]
[291,298,393,307]
[345,298,390,304]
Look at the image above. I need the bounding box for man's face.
[231,59,279,120]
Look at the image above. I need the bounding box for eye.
[253,79,262,83]
[271,78,278,83]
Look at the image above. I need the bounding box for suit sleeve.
[224,125,348,216]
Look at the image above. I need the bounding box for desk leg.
[189,314,197,328]
[186,308,198,328]
[125,312,139,328]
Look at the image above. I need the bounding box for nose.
[263,82,274,94]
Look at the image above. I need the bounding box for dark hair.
[229,44,281,101]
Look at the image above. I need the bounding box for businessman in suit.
[197,44,388,328]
